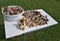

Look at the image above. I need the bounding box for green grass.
[0,0,60,41]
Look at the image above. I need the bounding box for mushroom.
[19,25,25,30]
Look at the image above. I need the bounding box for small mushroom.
[19,25,25,30]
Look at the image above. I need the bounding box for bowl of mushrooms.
[2,5,24,22]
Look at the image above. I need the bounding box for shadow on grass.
[0,24,5,40]
[55,0,60,1]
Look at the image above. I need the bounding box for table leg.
[41,28,48,41]
[23,34,26,41]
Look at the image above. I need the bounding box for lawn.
[0,0,60,41]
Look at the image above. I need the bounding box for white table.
[4,9,58,39]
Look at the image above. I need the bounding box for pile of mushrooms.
[3,6,23,15]
[18,10,49,30]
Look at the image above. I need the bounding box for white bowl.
[2,5,24,22]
